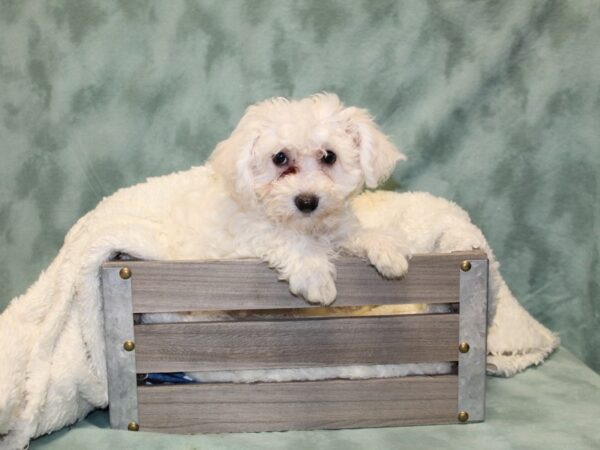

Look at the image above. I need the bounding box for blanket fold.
[0,169,559,449]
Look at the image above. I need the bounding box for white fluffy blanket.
[0,167,559,448]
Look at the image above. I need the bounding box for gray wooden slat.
[134,313,459,373]
[101,251,486,313]
[137,375,458,433]
[101,267,139,429]
[458,259,489,422]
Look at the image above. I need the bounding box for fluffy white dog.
[162,92,412,305]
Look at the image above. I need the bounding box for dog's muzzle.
[294,194,319,213]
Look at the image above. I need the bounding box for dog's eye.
[321,149,337,165]
[272,151,288,166]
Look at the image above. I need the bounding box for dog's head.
[209,93,405,231]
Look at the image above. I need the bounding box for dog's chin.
[262,202,346,235]
[290,212,335,234]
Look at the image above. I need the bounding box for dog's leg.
[286,255,337,305]
[260,237,337,305]
[341,228,411,278]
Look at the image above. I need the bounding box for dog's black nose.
[294,194,319,213]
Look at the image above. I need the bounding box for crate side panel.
[137,375,458,433]
[134,314,459,373]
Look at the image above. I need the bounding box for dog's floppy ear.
[342,107,406,188]
[209,126,260,206]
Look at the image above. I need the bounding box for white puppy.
[164,93,411,305]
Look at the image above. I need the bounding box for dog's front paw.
[288,271,337,305]
[367,240,411,279]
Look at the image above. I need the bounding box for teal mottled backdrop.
[0,0,598,373]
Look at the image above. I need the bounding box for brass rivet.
[123,340,135,351]
[458,411,469,423]
[128,421,140,431]
[119,267,132,279]
[459,342,470,353]
[461,260,472,272]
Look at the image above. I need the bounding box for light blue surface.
[29,348,600,450]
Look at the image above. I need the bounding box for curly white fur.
[132,93,409,310]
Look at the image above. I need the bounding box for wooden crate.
[101,251,488,434]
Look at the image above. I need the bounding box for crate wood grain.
[137,375,458,433]
[102,251,486,313]
[134,313,459,373]
[101,251,488,433]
